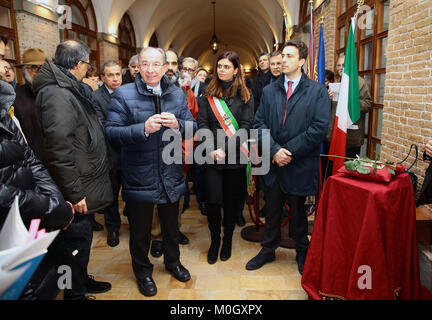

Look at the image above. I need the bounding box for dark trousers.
[102,169,122,232]
[126,200,180,280]
[261,181,309,255]
[193,163,206,204]
[46,214,92,300]
[237,172,247,218]
[205,167,244,241]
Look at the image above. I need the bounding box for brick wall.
[379,0,432,189]
[15,12,60,60]
[314,0,337,71]
[98,39,119,68]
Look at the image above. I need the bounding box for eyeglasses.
[25,65,41,71]
[182,67,195,73]
[80,60,92,71]
[141,62,164,71]
[3,66,13,72]
[217,64,233,71]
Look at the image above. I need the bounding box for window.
[0,1,20,82]
[118,12,137,68]
[60,0,99,71]
[336,0,389,159]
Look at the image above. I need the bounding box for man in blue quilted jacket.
[105,47,197,297]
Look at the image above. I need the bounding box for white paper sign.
[329,83,341,102]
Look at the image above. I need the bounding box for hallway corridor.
[86,196,307,300]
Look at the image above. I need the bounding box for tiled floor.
[87,196,308,300]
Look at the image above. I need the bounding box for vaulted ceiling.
[92,0,300,69]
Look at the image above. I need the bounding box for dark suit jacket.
[254,72,330,196]
[93,85,112,123]
[93,85,121,170]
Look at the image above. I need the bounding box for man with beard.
[13,48,46,161]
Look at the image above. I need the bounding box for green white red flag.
[329,14,361,174]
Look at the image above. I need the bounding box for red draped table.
[301,171,427,300]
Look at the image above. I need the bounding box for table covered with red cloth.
[301,171,428,300]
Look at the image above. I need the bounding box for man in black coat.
[122,54,139,85]
[33,39,113,300]
[248,52,272,113]
[13,48,46,162]
[246,40,330,275]
[93,60,122,247]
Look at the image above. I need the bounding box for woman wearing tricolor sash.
[197,51,254,264]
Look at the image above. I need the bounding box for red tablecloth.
[301,172,430,300]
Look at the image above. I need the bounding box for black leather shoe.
[86,275,111,294]
[91,220,104,232]
[178,232,189,245]
[107,231,119,247]
[236,214,246,227]
[198,202,207,216]
[245,251,276,271]
[220,241,232,261]
[207,241,220,264]
[165,264,191,282]
[150,240,163,258]
[296,249,308,275]
[137,277,157,297]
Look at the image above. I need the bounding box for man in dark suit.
[246,40,330,275]
[93,60,123,247]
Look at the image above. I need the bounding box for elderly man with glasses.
[0,59,16,88]
[105,47,196,297]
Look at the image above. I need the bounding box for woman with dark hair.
[197,51,254,264]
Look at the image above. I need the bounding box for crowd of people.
[0,32,382,300]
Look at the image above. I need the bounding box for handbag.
[398,144,418,197]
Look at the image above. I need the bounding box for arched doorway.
[118,12,137,68]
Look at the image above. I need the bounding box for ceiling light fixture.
[209,1,219,54]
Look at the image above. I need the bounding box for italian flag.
[329,18,361,174]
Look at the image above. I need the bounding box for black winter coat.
[197,88,255,170]
[33,59,113,213]
[249,69,272,113]
[0,80,73,229]
[14,83,45,162]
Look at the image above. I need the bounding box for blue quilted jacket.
[105,75,197,203]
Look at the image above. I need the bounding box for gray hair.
[139,47,167,65]
[54,39,91,69]
[128,54,139,67]
[182,57,198,70]
[101,60,121,75]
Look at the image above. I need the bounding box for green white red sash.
[207,96,255,194]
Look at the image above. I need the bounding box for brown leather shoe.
[107,231,119,247]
